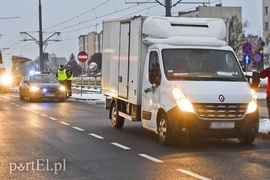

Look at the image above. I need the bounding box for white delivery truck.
[101,16,260,145]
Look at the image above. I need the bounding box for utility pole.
[20,0,60,71]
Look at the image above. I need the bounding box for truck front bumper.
[167,106,259,139]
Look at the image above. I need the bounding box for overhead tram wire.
[2,0,172,55]
[43,0,110,32]
[44,0,158,35]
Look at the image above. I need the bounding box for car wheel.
[237,135,256,144]
[111,101,124,129]
[59,98,65,102]
[27,93,33,102]
[158,113,172,145]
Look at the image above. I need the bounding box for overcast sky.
[0,0,262,70]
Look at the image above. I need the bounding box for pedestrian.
[66,65,74,96]
[56,64,68,95]
[259,67,270,134]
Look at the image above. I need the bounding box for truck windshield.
[162,49,245,81]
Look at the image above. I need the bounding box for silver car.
[19,73,66,102]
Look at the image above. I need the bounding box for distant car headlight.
[59,86,66,91]
[172,87,195,113]
[30,86,40,92]
[1,74,12,85]
[246,89,257,114]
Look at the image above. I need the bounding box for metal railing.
[72,76,101,89]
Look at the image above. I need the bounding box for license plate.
[45,93,55,97]
[210,122,235,129]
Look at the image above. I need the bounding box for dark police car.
[19,72,66,102]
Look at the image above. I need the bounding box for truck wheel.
[111,102,124,129]
[237,135,256,144]
[158,113,172,145]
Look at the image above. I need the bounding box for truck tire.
[158,113,172,145]
[237,135,256,144]
[111,102,124,129]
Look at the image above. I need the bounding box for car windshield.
[30,75,58,83]
[162,49,246,81]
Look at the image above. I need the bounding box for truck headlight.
[246,89,257,114]
[30,86,40,92]
[172,87,195,113]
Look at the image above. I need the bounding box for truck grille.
[193,103,247,119]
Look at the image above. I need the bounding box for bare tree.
[228,15,243,58]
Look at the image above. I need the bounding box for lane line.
[111,142,131,150]
[32,111,39,114]
[177,169,212,180]
[72,127,85,132]
[40,114,47,117]
[60,122,70,126]
[49,117,57,121]
[138,154,163,163]
[89,133,104,139]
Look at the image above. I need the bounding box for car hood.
[171,81,253,104]
[30,83,62,88]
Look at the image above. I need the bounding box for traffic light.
[0,53,3,64]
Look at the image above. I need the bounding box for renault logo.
[219,95,225,102]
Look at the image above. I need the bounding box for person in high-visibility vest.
[56,65,68,95]
[66,65,74,96]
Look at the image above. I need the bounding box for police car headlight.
[172,87,195,113]
[59,86,66,91]
[246,89,257,114]
[30,86,40,92]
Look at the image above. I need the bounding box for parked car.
[19,72,66,102]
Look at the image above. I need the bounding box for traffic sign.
[243,55,251,64]
[253,54,261,62]
[77,51,88,62]
[242,42,252,55]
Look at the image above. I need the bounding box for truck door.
[141,50,161,131]
[118,22,130,99]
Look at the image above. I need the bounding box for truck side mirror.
[251,71,260,88]
[149,69,161,86]
[246,72,260,88]
[149,70,155,84]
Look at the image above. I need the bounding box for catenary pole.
[39,0,44,71]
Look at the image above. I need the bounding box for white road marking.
[40,114,47,117]
[11,103,16,105]
[177,169,212,180]
[0,99,7,102]
[138,154,163,163]
[89,133,104,139]
[60,122,70,126]
[32,111,39,114]
[49,117,57,121]
[72,127,85,131]
[111,142,131,150]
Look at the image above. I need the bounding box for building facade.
[78,32,102,71]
